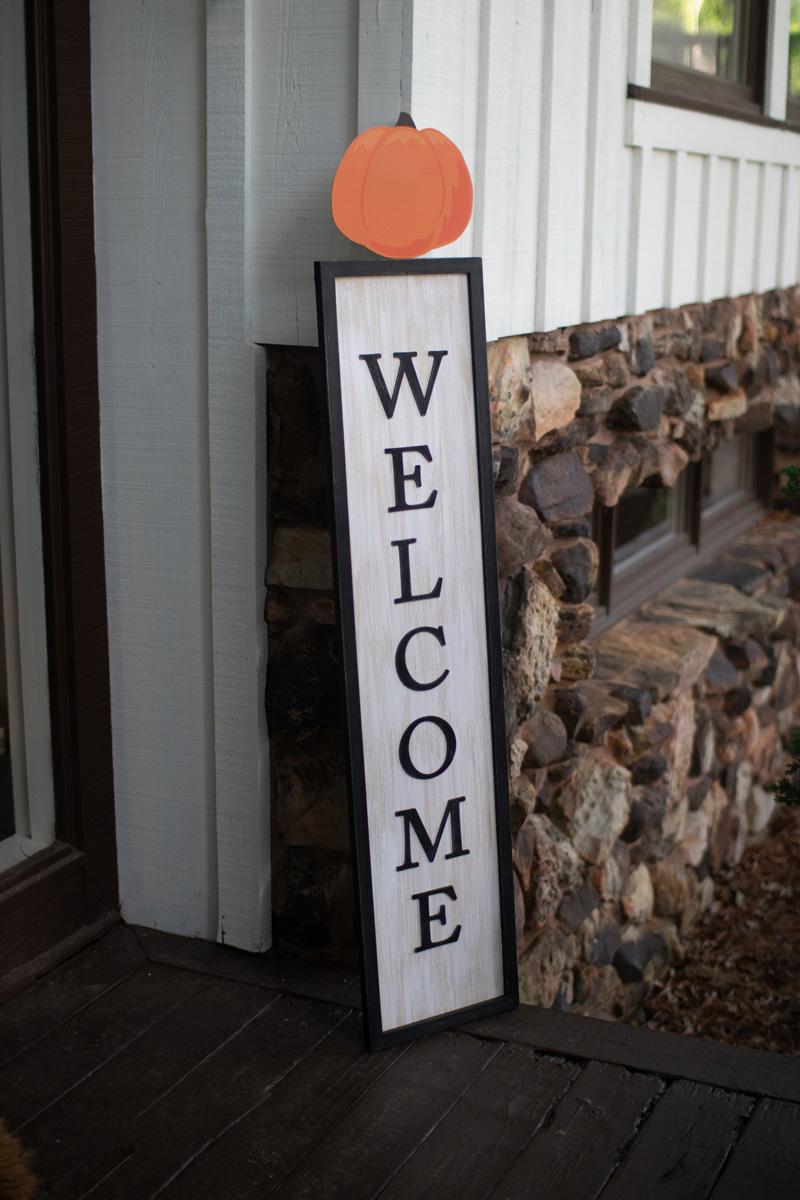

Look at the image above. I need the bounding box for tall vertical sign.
[315,259,518,1049]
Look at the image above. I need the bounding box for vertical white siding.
[473,1,543,334]
[583,0,631,323]
[535,0,592,331]
[247,1,800,338]
[92,0,270,949]
[93,0,217,939]
[782,167,800,288]
[636,149,671,314]
[731,161,760,298]
[410,0,483,258]
[248,0,362,345]
[669,153,704,308]
[206,1,271,951]
[758,163,784,294]
[628,100,800,317]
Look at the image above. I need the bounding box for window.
[788,1,800,122]
[648,0,767,121]
[593,431,773,633]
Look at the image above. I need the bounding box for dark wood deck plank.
[0,964,203,1130]
[710,1097,800,1199]
[378,1044,579,1200]
[135,926,361,1008]
[0,926,144,1067]
[465,1003,800,1103]
[17,976,273,1198]
[599,1080,753,1200]
[92,992,350,1199]
[486,1059,664,1200]
[266,1031,500,1199]
[159,1012,409,1200]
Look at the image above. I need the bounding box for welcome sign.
[315,259,518,1049]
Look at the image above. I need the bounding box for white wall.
[88,0,800,946]
[249,0,800,345]
[92,0,269,949]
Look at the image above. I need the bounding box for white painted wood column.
[206,0,270,951]
[93,0,270,949]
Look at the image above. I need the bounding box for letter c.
[394,626,449,692]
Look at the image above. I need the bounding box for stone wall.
[266,287,800,1016]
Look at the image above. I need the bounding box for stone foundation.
[266,287,800,1016]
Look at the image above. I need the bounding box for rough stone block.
[518,931,569,1008]
[550,538,599,604]
[632,335,655,376]
[707,388,747,421]
[607,385,664,432]
[502,566,560,733]
[558,640,597,682]
[568,323,622,360]
[494,495,551,576]
[558,881,600,931]
[594,619,717,700]
[644,579,780,641]
[527,359,582,441]
[588,441,641,507]
[520,708,569,768]
[704,361,739,393]
[267,525,333,591]
[557,602,595,644]
[629,752,668,785]
[556,747,632,864]
[613,925,668,983]
[488,338,581,444]
[519,451,594,522]
[622,865,653,922]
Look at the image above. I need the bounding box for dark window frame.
[0,0,118,1000]
[787,10,800,125]
[592,430,774,636]
[630,3,776,128]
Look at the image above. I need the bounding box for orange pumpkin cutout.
[331,112,473,259]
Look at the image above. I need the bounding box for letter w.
[395,797,470,871]
[359,350,448,419]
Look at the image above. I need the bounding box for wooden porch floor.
[2,925,799,1199]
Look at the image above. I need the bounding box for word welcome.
[359,348,471,955]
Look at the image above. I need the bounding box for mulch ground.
[640,804,800,1055]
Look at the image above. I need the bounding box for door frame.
[0,0,118,998]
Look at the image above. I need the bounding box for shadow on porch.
[1,923,799,1198]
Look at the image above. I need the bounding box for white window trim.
[765,0,792,121]
[626,94,800,161]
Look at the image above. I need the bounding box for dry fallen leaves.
[640,806,800,1055]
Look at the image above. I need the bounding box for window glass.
[790,1,800,99]
[652,0,753,84]
[701,435,748,510]
[615,480,679,564]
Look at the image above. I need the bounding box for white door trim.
[206,0,270,950]
[0,0,56,863]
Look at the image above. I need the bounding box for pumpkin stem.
[396,111,416,128]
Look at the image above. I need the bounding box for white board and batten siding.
[251,0,800,346]
[92,0,269,950]
[89,0,800,950]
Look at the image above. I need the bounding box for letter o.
[398,715,457,780]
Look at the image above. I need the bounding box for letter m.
[359,350,447,419]
[395,797,470,872]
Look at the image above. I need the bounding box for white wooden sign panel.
[315,260,517,1049]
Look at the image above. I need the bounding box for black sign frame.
[314,257,518,1050]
